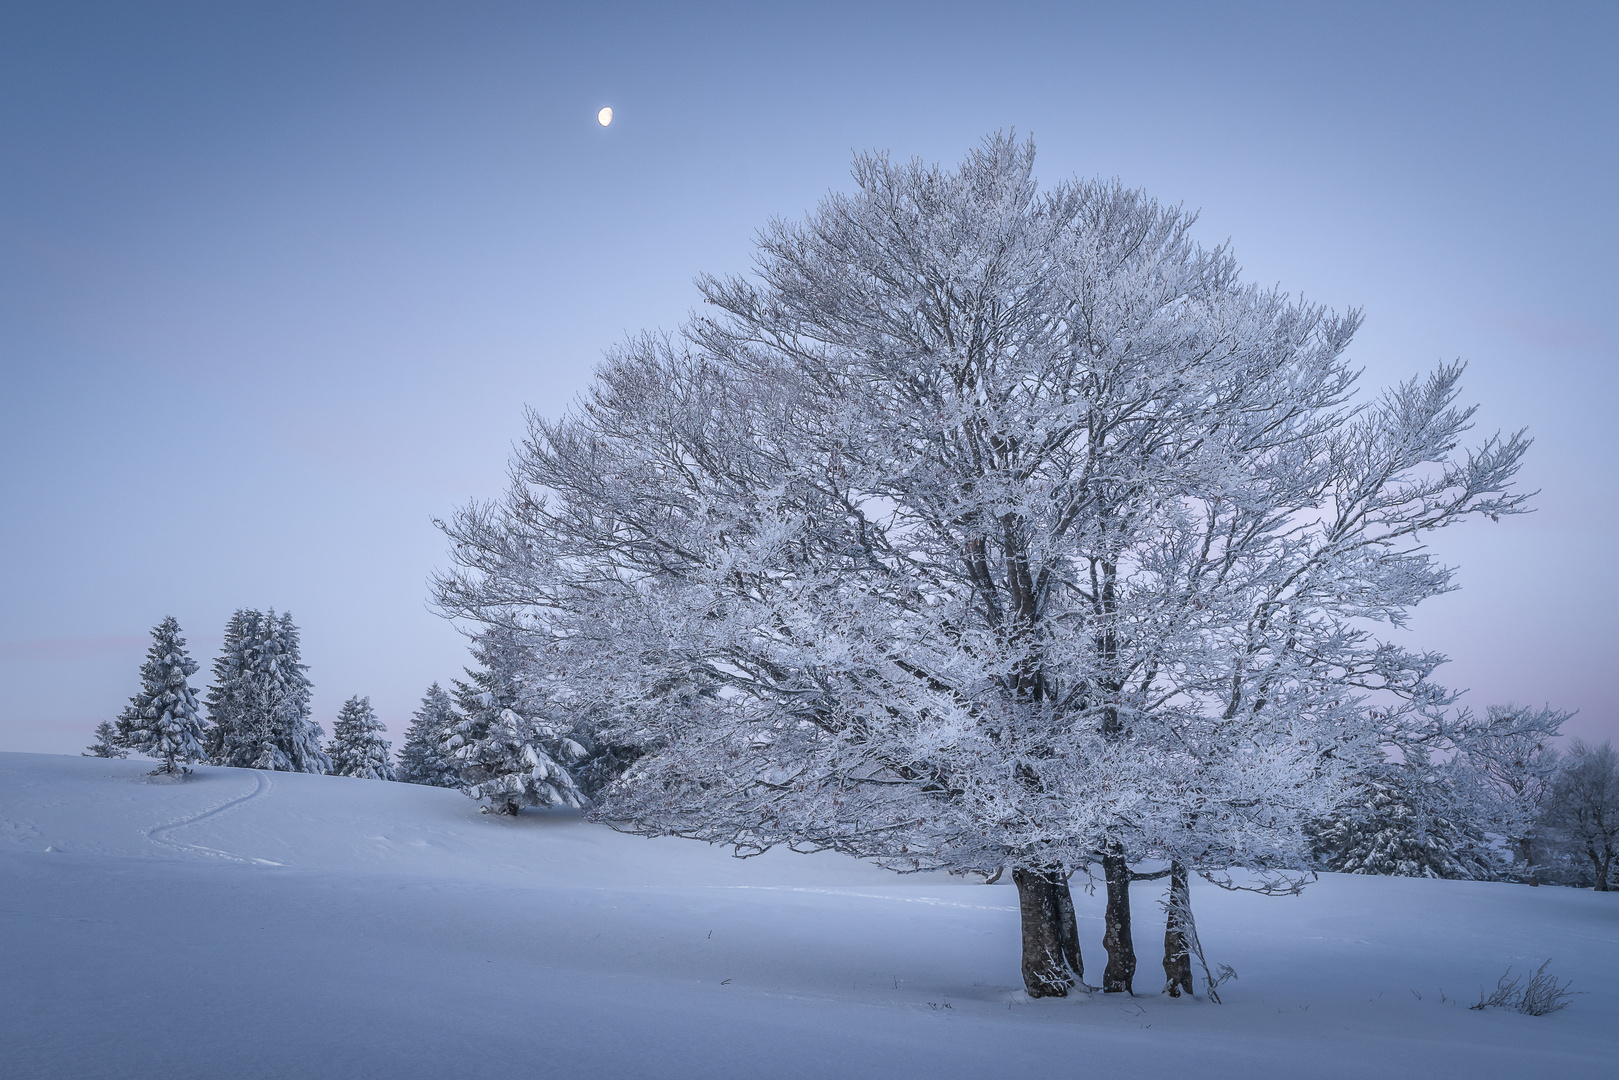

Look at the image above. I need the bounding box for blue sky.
[3,1,1614,752]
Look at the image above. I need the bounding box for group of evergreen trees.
[203,609,327,773]
[89,618,604,815]
[89,611,349,779]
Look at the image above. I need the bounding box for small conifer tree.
[1312,765,1498,880]
[120,616,208,775]
[84,719,130,758]
[396,683,460,787]
[327,695,396,780]
[443,704,585,814]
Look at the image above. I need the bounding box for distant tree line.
[86,613,617,818]
[1305,703,1619,891]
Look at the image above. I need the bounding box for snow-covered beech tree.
[326,696,396,780]
[396,683,461,788]
[443,704,586,814]
[436,135,1531,997]
[116,616,208,775]
[84,719,129,758]
[1454,703,1569,877]
[1539,740,1619,891]
[205,609,329,773]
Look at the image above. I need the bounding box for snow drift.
[1,752,1613,1079]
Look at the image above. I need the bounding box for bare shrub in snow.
[1470,960,1575,1016]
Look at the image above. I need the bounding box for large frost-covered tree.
[396,683,461,788]
[205,609,329,773]
[117,616,208,775]
[437,136,1531,997]
[327,696,396,780]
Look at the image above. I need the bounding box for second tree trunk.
[1101,849,1136,993]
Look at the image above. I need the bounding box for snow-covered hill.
[2,752,1614,1079]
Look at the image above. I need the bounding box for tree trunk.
[1101,849,1136,994]
[1593,847,1612,891]
[1013,867,1080,997]
[1161,861,1194,997]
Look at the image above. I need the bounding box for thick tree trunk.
[1161,861,1195,997]
[1592,848,1613,891]
[1101,849,1136,994]
[1013,867,1080,997]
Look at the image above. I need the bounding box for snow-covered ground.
[2,752,1614,1079]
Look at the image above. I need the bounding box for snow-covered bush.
[326,695,395,780]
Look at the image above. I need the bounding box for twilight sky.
[3,1,1614,753]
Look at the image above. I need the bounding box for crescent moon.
[597,107,613,127]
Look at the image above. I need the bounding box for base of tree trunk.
[1101,850,1136,994]
[1162,861,1195,997]
[1013,867,1082,997]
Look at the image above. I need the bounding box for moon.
[597,107,613,127]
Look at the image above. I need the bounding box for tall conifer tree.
[206,608,328,773]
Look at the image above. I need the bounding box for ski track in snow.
[143,770,282,866]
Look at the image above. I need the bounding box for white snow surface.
[2,752,1614,1079]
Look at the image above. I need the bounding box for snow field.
[2,752,1614,1079]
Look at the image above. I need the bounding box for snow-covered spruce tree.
[202,609,252,765]
[396,683,461,788]
[117,616,208,775]
[441,628,588,812]
[436,136,1531,998]
[1539,740,1619,890]
[443,704,585,814]
[205,609,328,773]
[1310,761,1498,880]
[326,695,396,780]
[84,719,130,758]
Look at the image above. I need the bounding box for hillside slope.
[2,752,1614,1079]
